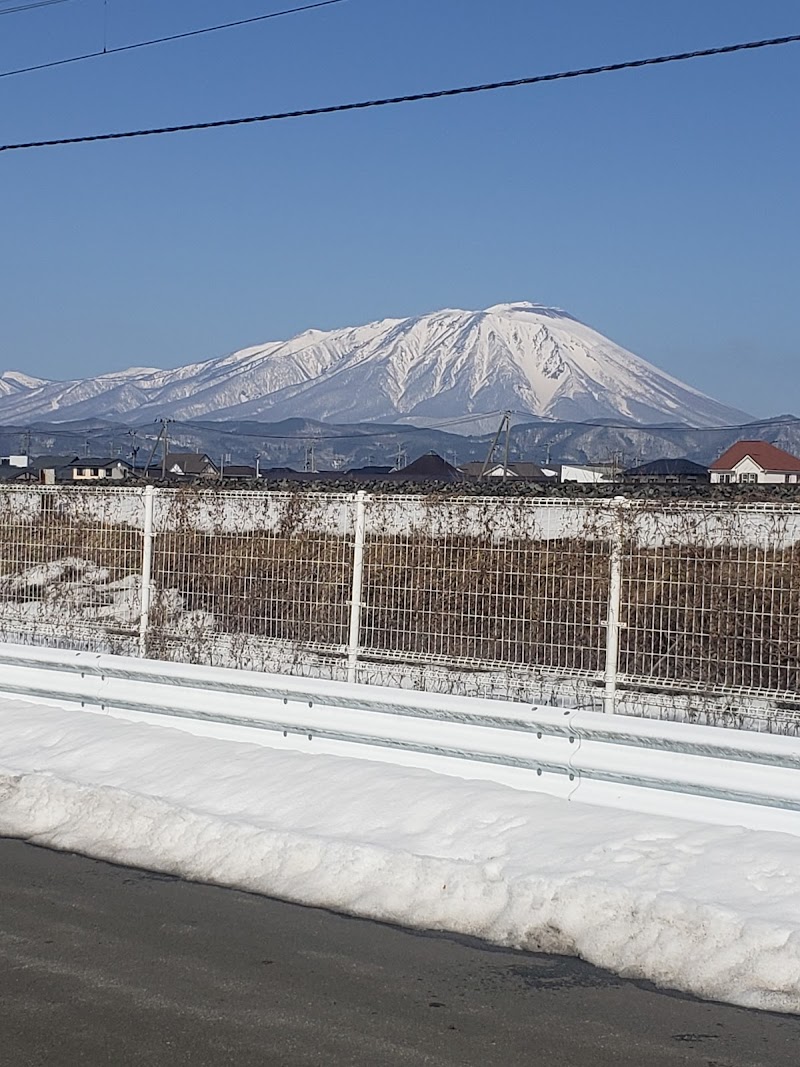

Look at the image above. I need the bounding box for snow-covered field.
[1,699,799,1013]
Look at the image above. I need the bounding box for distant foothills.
[1,415,800,486]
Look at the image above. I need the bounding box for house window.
[105,468,113,476]
[740,473,758,484]
[718,473,734,484]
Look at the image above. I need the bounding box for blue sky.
[1,0,798,416]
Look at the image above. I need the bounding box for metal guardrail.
[1,643,799,834]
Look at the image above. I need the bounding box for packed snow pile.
[0,558,140,627]
[0,556,213,642]
[1,700,799,1013]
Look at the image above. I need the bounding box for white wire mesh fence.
[0,487,143,655]
[147,489,355,666]
[0,485,799,728]
[618,504,800,702]
[359,495,610,677]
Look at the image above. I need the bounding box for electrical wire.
[170,413,800,441]
[8,412,800,447]
[1,31,799,153]
[0,0,348,80]
[172,420,407,443]
[504,411,800,433]
[0,0,77,15]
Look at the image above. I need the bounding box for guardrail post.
[346,491,368,684]
[138,484,155,658]
[603,498,626,715]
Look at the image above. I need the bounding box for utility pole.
[502,416,511,479]
[481,412,512,478]
[610,450,623,483]
[302,440,319,474]
[145,419,173,479]
[127,429,140,473]
[159,418,173,479]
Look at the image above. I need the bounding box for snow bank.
[1,700,799,1013]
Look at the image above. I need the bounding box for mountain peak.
[0,304,751,428]
[482,301,577,320]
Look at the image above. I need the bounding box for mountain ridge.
[0,302,751,427]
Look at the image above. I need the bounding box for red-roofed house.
[710,441,800,485]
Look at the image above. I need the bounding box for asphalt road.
[1,837,798,1066]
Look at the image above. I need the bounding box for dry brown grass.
[0,488,798,696]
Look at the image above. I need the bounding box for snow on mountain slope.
[0,304,750,426]
[0,370,49,399]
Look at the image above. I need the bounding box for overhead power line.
[6,413,800,443]
[171,414,800,441]
[0,0,77,15]
[1,31,798,154]
[0,0,348,80]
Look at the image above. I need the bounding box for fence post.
[603,497,626,714]
[346,490,368,684]
[138,484,155,658]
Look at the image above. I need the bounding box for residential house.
[158,453,219,479]
[28,455,80,484]
[0,463,35,483]
[346,465,394,478]
[70,458,133,482]
[393,452,462,482]
[709,441,800,485]
[542,463,614,484]
[219,464,257,480]
[460,460,554,481]
[624,457,709,485]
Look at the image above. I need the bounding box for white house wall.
[711,455,800,485]
[559,464,609,484]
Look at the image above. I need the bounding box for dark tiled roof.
[625,457,708,476]
[163,453,219,474]
[346,465,394,476]
[29,455,78,470]
[0,463,31,481]
[459,461,486,476]
[71,457,132,468]
[397,453,462,480]
[507,462,550,479]
[220,465,256,478]
[460,460,553,479]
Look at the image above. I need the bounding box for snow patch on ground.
[1,701,799,1013]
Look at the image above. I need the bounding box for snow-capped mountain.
[0,370,49,399]
[0,303,749,427]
